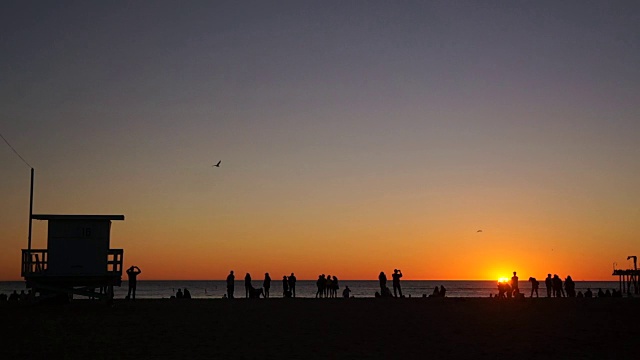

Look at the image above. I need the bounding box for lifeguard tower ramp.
[21,214,125,301]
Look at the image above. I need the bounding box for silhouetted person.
[342,286,351,298]
[263,273,271,298]
[432,286,440,298]
[9,290,19,302]
[577,291,584,298]
[326,275,333,298]
[379,272,387,293]
[282,276,289,297]
[505,283,512,298]
[183,288,191,299]
[176,288,183,299]
[545,274,553,297]
[288,273,297,297]
[597,288,605,298]
[316,274,325,298]
[511,271,519,297]
[565,275,576,297]
[605,289,611,297]
[392,269,403,298]
[244,273,252,298]
[552,275,563,297]
[226,270,235,299]
[0,293,7,302]
[19,290,27,301]
[439,285,446,297]
[529,277,539,297]
[126,265,141,300]
[332,276,339,298]
[585,288,593,298]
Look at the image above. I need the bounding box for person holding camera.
[392,269,403,298]
[126,265,142,300]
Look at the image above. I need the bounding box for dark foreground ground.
[2,297,638,359]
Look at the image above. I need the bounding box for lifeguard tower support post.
[21,214,125,301]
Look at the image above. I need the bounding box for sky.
[1,1,639,281]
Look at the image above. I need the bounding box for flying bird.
[477,230,483,233]
[212,160,221,167]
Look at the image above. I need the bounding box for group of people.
[172,288,191,299]
[377,269,404,298]
[496,271,622,299]
[315,274,339,298]
[225,271,299,299]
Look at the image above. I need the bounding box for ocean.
[0,280,622,299]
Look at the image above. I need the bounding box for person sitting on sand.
[439,285,447,297]
[263,273,271,298]
[343,286,351,298]
[529,277,539,298]
[585,288,593,298]
[577,291,584,298]
[597,288,605,298]
[379,271,387,293]
[431,286,440,298]
[176,288,183,299]
[226,270,235,299]
[183,288,191,299]
[126,265,142,300]
[605,289,611,297]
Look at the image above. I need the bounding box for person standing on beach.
[244,273,252,298]
[126,265,141,300]
[288,273,297,297]
[529,277,539,297]
[511,271,519,297]
[263,273,271,298]
[226,271,235,299]
[282,275,289,297]
[379,271,387,293]
[392,269,403,298]
[316,274,325,298]
[545,274,553,297]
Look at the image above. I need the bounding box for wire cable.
[0,131,32,168]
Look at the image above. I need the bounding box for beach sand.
[2,297,638,359]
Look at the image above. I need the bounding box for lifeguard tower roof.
[32,214,125,221]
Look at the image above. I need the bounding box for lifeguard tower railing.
[21,249,124,278]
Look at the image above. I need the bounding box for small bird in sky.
[477,230,483,233]
[212,160,221,167]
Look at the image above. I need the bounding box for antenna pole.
[28,168,34,253]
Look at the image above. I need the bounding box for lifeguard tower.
[21,214,125,301]
[612,255,639,296]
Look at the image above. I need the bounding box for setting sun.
[498,277,509,283]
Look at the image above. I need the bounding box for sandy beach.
[2,297,638,359]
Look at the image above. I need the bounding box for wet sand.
[2,297,638,359]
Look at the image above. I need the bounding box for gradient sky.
[1,1,639,281]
